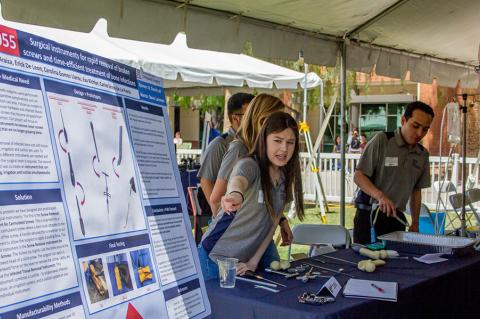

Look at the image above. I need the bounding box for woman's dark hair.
[250,112,304,221]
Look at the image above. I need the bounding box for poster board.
[0,24,210,319]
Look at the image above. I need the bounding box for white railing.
[176,149,202,162]
[177,149,480,210]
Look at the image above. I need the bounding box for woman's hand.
[221,191,243,213]
[279,220,293,246]
[236,261,257,276]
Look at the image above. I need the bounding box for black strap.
[220,132,229,139]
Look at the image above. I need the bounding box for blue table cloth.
[205,249,480,319]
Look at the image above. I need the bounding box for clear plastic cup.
[217,257,238,288]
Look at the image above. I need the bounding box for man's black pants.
[353,208,406,244]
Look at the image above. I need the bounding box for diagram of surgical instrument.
[59,109,86,236]
[124,177,137,228]
[49,92,146,240]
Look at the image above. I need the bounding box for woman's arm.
[220,175,248,213]
[210,178,227,216]
[236,219,279,275]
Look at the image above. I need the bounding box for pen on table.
[371,283,384,293]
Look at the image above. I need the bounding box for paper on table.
[343,279,398,302]
[413,253,448,264]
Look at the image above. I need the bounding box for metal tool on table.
[265,268,299,279]
[254,285,279,293]
[289,264,308,273]
[369,203,409,249]
[298,292,335,305]
[302,262,355,278]
[311,272,332,277]
[297,267,315,283]
[235,276,278,288]
[314,255,357,266]
[245,270,287,287]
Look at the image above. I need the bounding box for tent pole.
[303,62,308,122]
[340,41,347,227]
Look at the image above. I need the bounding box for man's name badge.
[384,157,398,167]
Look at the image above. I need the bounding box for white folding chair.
[466,188,480,225]
[433,181,458,230]
[287,224,351,260]
[448,193,476,229]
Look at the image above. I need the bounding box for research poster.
[0,24,210,319]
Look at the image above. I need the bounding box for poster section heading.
[0,24,137,96]
[145,203,182,217]
[0,188,61,205]
[0,292,84,319]
[0,67,40,89]
[44,79,122,107]
[76,234,151,258]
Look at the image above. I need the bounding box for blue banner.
[145,203,182,217]
[16,31,137,88]
[163,279,201,301]
[0,292,83,319]
[76,234,151,258]
[125,98,164,117]
[44,79,123,107]
[0,189,62,206]
[0,69,40,89]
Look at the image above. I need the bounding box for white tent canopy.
[3,0,477,88]
[0,10,321,93]
[92,19,322,91]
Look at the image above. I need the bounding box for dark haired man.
[197,93,254,212]
[353,101,434,244]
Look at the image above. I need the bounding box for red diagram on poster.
[126,303,143,319]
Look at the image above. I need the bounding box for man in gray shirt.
[197,93,254,213]
[353,101,434,244]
